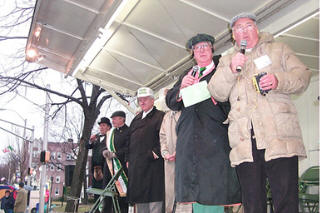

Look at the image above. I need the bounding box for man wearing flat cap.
[166,34,241,212]
[86,117,112,203]
[127,87,165,213]
[208,12,311,213]
[101,111,129,213]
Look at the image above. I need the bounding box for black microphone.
[236,40,247,72]
[191,66,199,77]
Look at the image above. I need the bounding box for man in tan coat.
[208,13,311,213]
[159,88,181,213]
[14,182,27,213]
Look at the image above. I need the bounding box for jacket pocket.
[228,117,250,148]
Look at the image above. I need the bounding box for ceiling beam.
[120,22,186,49]
[103,48,165,72]
[178,0,229,22]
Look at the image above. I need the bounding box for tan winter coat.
[14,188,27,213]
[208,32,311,167]
[159,110,180,213]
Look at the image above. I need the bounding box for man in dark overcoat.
[166,34,241,212]
[127,87,165,213]
[86,117,112,202]
[102,110,129,213]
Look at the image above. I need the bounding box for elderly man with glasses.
[208,13,311,213]
[166,33,241,212]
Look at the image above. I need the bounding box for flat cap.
[111,111,126,118]
[98,117,112,127]
[230,12,257,28]
[186,33,215,50]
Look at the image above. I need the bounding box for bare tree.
[0,1,132,212]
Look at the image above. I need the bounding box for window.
[57,152,62,160]
[32,151,37,158]
[66,153,73,161]
[51,152,56,160]
[57,164,62,171]
[50,165,54,171]
[56,176,60,183]
[55,188,59,196]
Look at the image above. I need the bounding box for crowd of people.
[86,12,311,213]
[0,182,28,213]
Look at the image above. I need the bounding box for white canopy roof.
[26,0,319,96]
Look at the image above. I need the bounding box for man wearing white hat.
[127,87,165,213]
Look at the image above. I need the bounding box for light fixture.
[34,26,42,38]
[26,48,38,59]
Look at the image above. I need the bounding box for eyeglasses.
[192,43,212,51]
[233,23,255,33]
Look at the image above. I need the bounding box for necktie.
[199,67,206,78]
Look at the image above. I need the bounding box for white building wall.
[293,74,319,175]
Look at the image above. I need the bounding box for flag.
[7,145,13,151]
[2,145,14,153]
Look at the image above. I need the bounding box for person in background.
[127,87,165,213]
[159,88,181,213]
[86,117,112,203]
[14,182,27,213]
[166,33,241,213]
[102,110,129,213]
[1,190,14,213]
[208,12,311,213]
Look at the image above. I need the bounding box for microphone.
[236,40,247,72]
[191,66,198,77]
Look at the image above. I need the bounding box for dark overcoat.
[165,55,241,205]
[127,107,165,203]
[103,124,130,185]
[86,134,106,188]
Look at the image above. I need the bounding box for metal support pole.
[39,84,50,213]
[27,126,34,213]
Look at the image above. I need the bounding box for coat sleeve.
[159,113,169,158]
[150,112,165,159]
[115,131,129,161]
[274,43,311,94]
[85,140,94,149]
[14,191,22,210]
[207,55,238,102]
[165,70,190,111]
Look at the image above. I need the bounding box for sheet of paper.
[180,81,211,107]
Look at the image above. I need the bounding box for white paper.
[180,81,211,107]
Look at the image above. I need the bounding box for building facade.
[31,139,77,199]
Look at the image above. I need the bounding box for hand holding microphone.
[230,40,247,73]
[180,66,197,89]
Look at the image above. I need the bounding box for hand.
[259,73,278,91]
[102,150,116,159]
[164,153,176,161]
[230,52,248,73]
[180,74,196,89]
[152,151,159,159]
[90,134,97,143]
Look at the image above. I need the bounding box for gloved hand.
[180,74,196,89]
[102,150,116,160]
